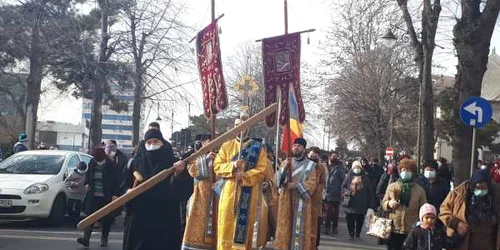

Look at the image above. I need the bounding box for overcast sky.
[38,0,500,148]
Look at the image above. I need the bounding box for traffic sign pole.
[460,97,492,178]
[470,128,477,177]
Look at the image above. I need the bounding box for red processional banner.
[262,32,305,127]
[196,21,228,118]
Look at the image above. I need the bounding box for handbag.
[366,210,393,240]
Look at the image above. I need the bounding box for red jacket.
[491,162,500,183]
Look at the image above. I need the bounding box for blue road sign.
[459,97,493,128]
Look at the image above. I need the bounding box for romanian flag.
[281,90,304,153]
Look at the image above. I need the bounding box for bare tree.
[223,41,274,143]
[397,0,442,166]
[452,0,500,184]
[118,0,191,145]
[319,0,419,160]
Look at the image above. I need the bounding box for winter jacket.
[64,169,86,200]
[414,176,450,214]
[326,164,346,202]
[112,150,129,193]
[376,172,399,200]
[84,159,120,215]
[491,166,500,184]
[12,142,27,153]
[402,223,462,250]
[367,164,384,192]
[438,164,452,184]
[382,181,427,234]
[439,181,500,250]
[341,172,373,215]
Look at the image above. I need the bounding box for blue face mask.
[400,171,412,181]
[474,189,488,197]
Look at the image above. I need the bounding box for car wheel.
[48,194,66,227]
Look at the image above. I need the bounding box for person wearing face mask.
[65,161,87,227]
[105,140,129,196]
[275,138,317,250]
[122,129,192,250]
[382,159,427,250]
[78,148,120,247]
[402,203,461,250]
[414,160,450,215]
[439,169,500,250]
[307,147,327,248]
[212,115,268,250]
[341,160,373,240]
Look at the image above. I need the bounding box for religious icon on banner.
[196,21,228,118]
[262,32,306,128]
[275,50,291,73]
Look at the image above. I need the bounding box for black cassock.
[122,141,193,250]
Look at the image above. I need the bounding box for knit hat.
[424,160,439,171]
[19,133,27,142]
[92,148,107,162]
[398,159,417,174]
[293,138,307,148]
[470,169,492,190]
[144,129,164,141]
[419,203,437,221]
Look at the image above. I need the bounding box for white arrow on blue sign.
[459,96,493,128]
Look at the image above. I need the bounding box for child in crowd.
[403,203,461,250]
[64,161,87,227]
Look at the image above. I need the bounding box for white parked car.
[0,150,92,225]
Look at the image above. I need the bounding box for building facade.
[36,121,88,151]
[82,85,135,151]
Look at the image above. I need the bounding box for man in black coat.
[122,129,193,250]
[105,140,129,192]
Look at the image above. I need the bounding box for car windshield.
[0,154,65,175]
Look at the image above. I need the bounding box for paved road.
[0,216,385,250]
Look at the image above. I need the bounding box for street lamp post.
[155,102,162,122]
[381,28,422,166]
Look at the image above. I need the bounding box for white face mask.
[400,171,413,181]
[353,168,361,174]
[108,151,116,158]
[77,169,86,174]
[146,144,161,151]
[424,170,436,179]
[480,165,488,170]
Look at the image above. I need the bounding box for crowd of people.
[9,119,500,250]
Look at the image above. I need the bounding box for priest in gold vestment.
[213,117,268,250]
[275,138,317,250]
[182,134,217,250]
